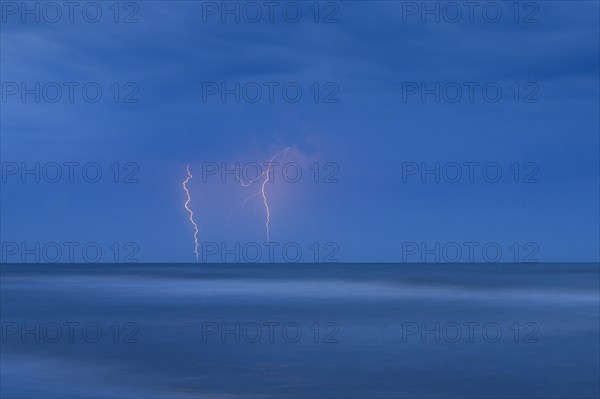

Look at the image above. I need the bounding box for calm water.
[1,263,599,398]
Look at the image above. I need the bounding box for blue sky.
[1,1,598,262]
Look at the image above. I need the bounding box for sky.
[1,1,599,263]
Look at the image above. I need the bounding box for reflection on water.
[1,263,599,398]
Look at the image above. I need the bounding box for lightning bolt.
[261,147,290,242]
[231,147,290,242]
[182,164,199,261]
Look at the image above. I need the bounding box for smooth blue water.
[1,263,599,398]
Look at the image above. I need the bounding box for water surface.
[1,263,598,398]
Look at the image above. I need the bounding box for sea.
[1,263,598,398]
